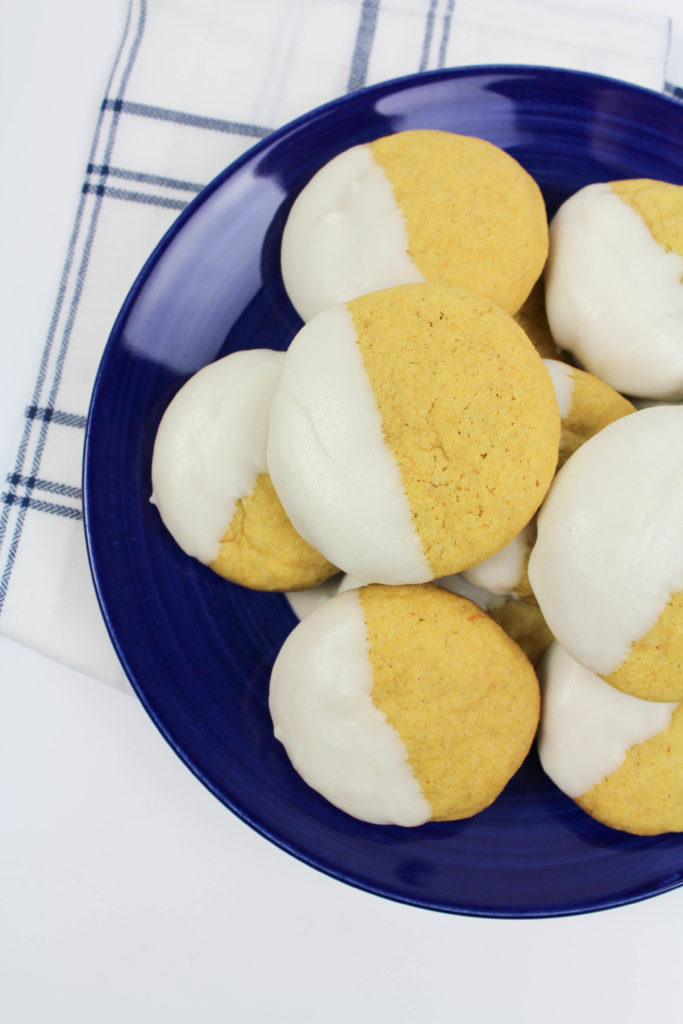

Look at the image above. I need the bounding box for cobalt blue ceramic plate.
[84,66,683,917]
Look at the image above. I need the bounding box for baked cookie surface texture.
[151,349,336,591]
[529,405,683,702]
[437,572,554,667]
[281,129,548,321]
[267,282,560,584]
[545,179,683,400]
[269,583,540,825]
[461,359,634,601]
[538,643,681,835]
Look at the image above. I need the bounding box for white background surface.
[2,2,683,1021]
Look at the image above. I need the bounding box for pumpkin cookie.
[281,128,548,320]
[545,179,683,399]
[267,282,560,584]
[529,406,683,702]
[538,643,681,835]
[151,349,336,590]
[269,583,540,824]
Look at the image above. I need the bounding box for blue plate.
[84,66,683,917]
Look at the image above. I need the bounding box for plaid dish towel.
[0,0,676,692]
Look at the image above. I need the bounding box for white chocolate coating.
[461,521,535,596]
[529,406,683,676]
[267,304,432,585]
[269,589,431,825]
[335,573,365,595]
[151,349,284,563]
[280,143,423,322]
[538,643,676,798]
[542,358,575,418]
[545,183,683,400]
[435,572,499,611]
[285,575,341,620]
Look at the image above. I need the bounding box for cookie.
[281,128,548,321]
[529,406,683,702]
[151,349,336,591]
[538,643,681,835]
[462,360,634,600]
[267,282,560,584]
[545,179,683,399]
[269,583,540,825]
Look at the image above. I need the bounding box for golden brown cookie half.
[212,473,337,590]
[370,129,549,315]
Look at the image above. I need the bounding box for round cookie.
[281,129,548,321]
[151,349,336,591]
[462,360,634,600]
[269,583,540,825]
[267,282,560,584]
[545,179,683,400]
[529,406,683,702]
[538,643,681,835]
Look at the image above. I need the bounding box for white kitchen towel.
[0,0,676,692]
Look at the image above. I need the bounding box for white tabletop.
[3,3,683,1022]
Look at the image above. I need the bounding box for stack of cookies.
[151,128,683,834]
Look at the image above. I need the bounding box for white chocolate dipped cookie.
[267,282,560,584]
[538,643,681,835]
[269,583,540,825]
[529,405,683,702]
[545,179,683,400]
[281,129,548,321]
[462,360,634,601]
[151,349,336,591]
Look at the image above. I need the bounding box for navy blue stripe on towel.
[101,98,273,139]
[347,0,380,92]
